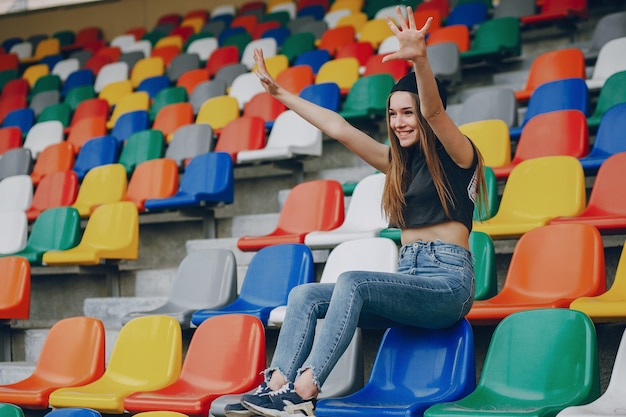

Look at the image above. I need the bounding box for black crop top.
[390,138,479,232]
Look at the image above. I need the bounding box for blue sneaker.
[225,382,272,417]
[242,383,317,417]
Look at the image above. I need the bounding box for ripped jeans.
[266,239,475,391]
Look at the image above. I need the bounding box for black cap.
[390,73,447,109]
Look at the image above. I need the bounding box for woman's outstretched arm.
[253,48,391,172]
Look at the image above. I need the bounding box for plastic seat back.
[71,163,128,217]
[30,142,75,185]
[121,249,237,327]
[237,180,344,251]
[0,148,32,181]
[22,120,63,159]
[48,315,182,414]
[468,224,605,324]
[299,82,341,111]
[214,116,266,163]
[107,91,149,129]
[0,175,32,212]
[473,156,587,239]
[43,201,138,265]
[0,256,30,319]
[191,243,315,326]
[426,309,598,417]
[515,48,586,102]
[206,45,240,78]
[17,206,81,264]
[551,152,626,233]
[123,315,265,416]
[587,37,626,91]
[0,210,28,255]
[118,129,164,175]
[175,68,210,96]
[72,135,119,180]
[305,174,387,249]
[0,316,105,408]
[315,57,360,95]
[0,127,21,156]
[242,92,287,129]
[318,25,355,56]
[587,70,626,130]
[110,110,150,146]
[2,108,34,135]
[229,72,266,110]
[469,231,497,300]
[510,77,589,138]
[27,171,79,221]
[339,73,395,120]
[460,119,511,167]
[316,320,475,417]
[493,109,589,179]
[195,95,240,133]
[427,24,470,53]
[149,86,187,121]
[66,116,107,154]
[94,61,129,93]
[165,124,214,168]
[146,152,233,210]
[37,102,71,127]
[460,17,522,64]
[152,102,194,141]
[0,402,24,417]
[124,158,179,212]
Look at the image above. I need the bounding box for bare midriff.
[401,220,470,249]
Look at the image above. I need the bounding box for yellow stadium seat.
[106,91,150,129]
[315,57,360,95]
[22,63,49,88]
[71,163,128,217]
[48,315,182,413]
[98,79,133,107]
[130,57,165,89]
[195,95,240,135]
[459,119,512,168]
[42,201,138,265]
[472,155,586,239]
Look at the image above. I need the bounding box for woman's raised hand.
[253,48,279,95]
[382,6,432,64]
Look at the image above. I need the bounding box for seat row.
[1,306,621,417]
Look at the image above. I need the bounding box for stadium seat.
[550,152,626,233]
[72,135,119,180]
[315,57,360,95]
[299,82,341,111]
[106,91,149,129]
[587,70,626,131]
[121,249,236,327]
[152,102,194,141]
[427,24,470,53]
[492,110,589,180]
[237,179,344,251]
[68,98,109,134]
[37,102,71,128]
[117,129,165,176]
[521,0,588,26]
[473,156,586,239]
[459,17,522,65]
[305,174,387,249]
[123,158,179,212]
[569,240,626,322]
[425,308,599,417]
[191,243,315,326]
[0,403,23,417]
[339,73,395,122]
[466,223,605,324]
[243,91,288,129]
[195,95,240,135]
[0,148,32,181]
[269,237,398,326]
[165,123,214,168]
[30,142,75,186]
[0,256,30,320]
[514,48,586,103]
[66,116,107,155]
[213,116,266,163]
[2,108,34,136]
[459,119,511,168]
[124,315,265,417]
[48,315,182,414]
[26,171,79,222]
[144,152,234,211]
[0,211,28,255]
[579,103,626,172]
[0,175,33,212]
[585,36,626,91]
[0,316,105,409]
[0,127,21,156]
[509,77,589,139]
[189,79,227,114]
[94,61,128,93]
[22,120,64,159]
[71,163,128,218]
[109,110,150,146]
[236,110,322,165]
[316,319,475,417]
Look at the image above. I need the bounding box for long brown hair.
[381,92,487,228]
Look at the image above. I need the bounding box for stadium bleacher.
[2,0,626,416]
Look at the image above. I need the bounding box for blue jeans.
[267,240,475,390]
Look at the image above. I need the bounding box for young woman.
[225,6,487,417]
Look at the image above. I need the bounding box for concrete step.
[83,297,168,330]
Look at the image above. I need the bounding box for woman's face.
[388,91,420,148]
